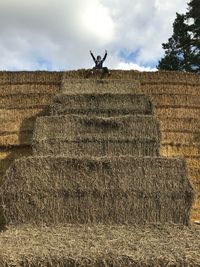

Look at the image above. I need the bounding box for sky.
[0,0,188,71]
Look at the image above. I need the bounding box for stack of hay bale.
[0,77,200,266]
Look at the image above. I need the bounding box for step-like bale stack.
[0,78,199,266]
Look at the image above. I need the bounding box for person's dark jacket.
[90,52,107,68]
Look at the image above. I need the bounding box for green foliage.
[158,1,200,73]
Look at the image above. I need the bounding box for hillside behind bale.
[1,156,194,226]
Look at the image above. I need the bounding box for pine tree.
[157,13,193,72]
[186,0,200,72]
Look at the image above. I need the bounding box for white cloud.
[0,0,188,70]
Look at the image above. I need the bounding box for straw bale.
[141,84,200,96]
[155,107,200,119]
[1,118,35,133]
[1,156,194,226]
[33,115,160,156]
[62,69,200,84]
[0,71,63,85]
[159,117,200,132]
[151,94,200,108]
[0,84,60,96]
[188,167,200,182]
[0,108,47,121]
[186,157,200,168]
[51,93,154,116]
[0,132,32,146]
[0,224,200,266]
[33,115,160,142]
[161,132,195,145]
[61,79,141,94]
[34,140,159,157]
[161,144,199,157]
[0,93,54,109]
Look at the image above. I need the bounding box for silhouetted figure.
[90,50,110,76]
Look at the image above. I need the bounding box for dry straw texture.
[0,94,54,109]
[161,144,200,157]
[61,79,141,94]
[0,71,63,84]
[0,224,200,267]
[0,84,59,96]
[1,156,194,226]
[155,107,200,119]
[51,93,154,116]
[159,117,200,132]
[141,84,200,96]
[32,115,160,156]
[151,94,200,108]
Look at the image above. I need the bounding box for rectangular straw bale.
[161,132,195,145]
[161,144,199,157]
[0,84,60,96]
[32,115,160,156]
[0,71,63,84]
[33,115,160,142]
[0,224,200,267]
[0,94,54,109]
[156,107,200,119]
[0,108,47,121]
[1,156,194,226]
[186,157,200,169]
[50,93,154,116]
[1,118,35,133]
[152,94,200,108]
[0,132,32,146]
[141,84,200,96]
[61,79,141,94]
[159,117,200,132]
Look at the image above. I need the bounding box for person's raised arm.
[90,50,96,62]
[102,50,107,61]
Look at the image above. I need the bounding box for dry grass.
[0,84,60,96]
[155,107,200,119]
[0,224,200,266]
[159,117,200,132]
[151,94,200,108]
[141,84,200,96]
[0,108,47,121]
[0,94,54,109]
[51,93,154,116]
[32,115,160,156]
[0,132,32,146]
[161,132,196,145]
[161,144,200,157]
[1,156,194,226]
[61,79,141,94]
[0,71,63,84]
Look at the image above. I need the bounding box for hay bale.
[0,108,47,121]
[0,94,54,109]
[0,71,63,85]
[161,132,195,145]
[161,144,199,157]
[32,115,160,157]
[0,132,32,146]
[159,117,200,132]
[141,84,200,96]
[152,94,200,108]
[0,224,200,266]
[0,84,59,96]
[61,79,141,94]
[156,107,200,119]
[1,156,194,226]
[50,93,154,116]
